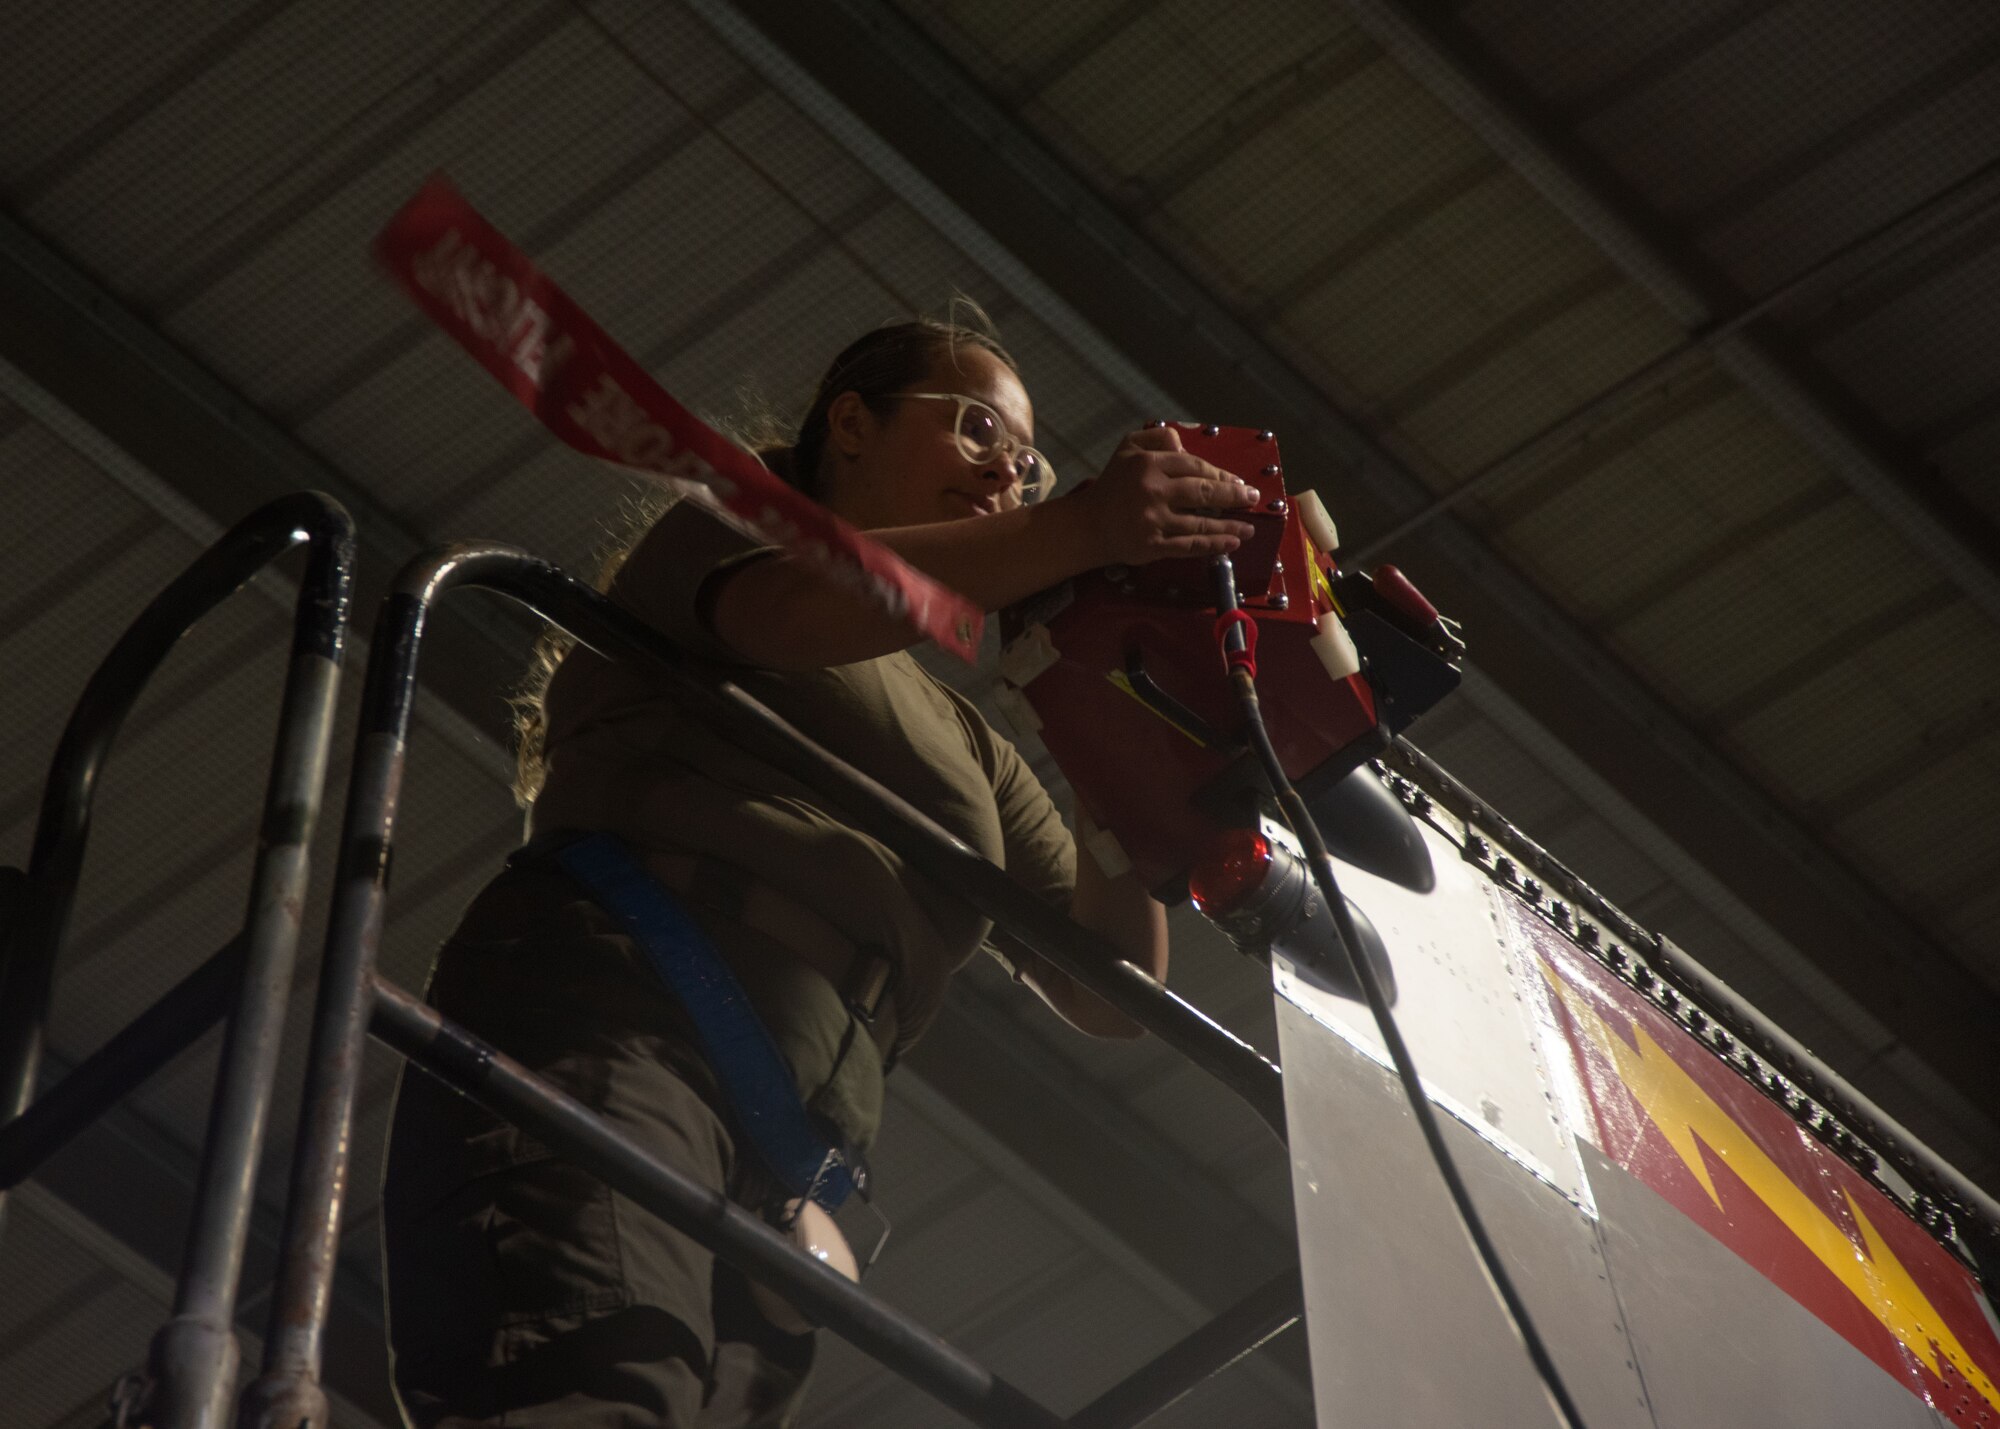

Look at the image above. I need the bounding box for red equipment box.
[998,425,1384,899]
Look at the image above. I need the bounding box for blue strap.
[550,832,860,1210]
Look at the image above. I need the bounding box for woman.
[381,314,1260,1427]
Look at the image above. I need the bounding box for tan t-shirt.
[533,498,1077,1056]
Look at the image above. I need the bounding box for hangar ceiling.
[1,0,1995,1424]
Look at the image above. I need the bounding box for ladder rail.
[0,492,355,1429]
[247,538,1299,1429]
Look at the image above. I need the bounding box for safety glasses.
[893,392,1056,504]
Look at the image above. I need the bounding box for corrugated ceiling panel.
[1868,1043,2000,1192]
[160,32,690,410]
[1774,599,1999,812]
[1453,0,1738,109]
[1036,24,1238,180]
[1513,1,1994,218]
[1412,699,1592,835]
[1130,1055,1287,1178]
[1484,380,1806,617]
[901,0,1132,85]
[1158,0,1356,94]
[969,1260,1204,1409]
[861,1091,989,1224]
[1384,173,1608,330]
[858,1180,1084,1338]
[0,1194,126,1361]
[1934,415,2000,529]
[1812,236,2000,436]
[16,2,534,284]
[1294,198,1581,403]
[0,1198,156,1428]
[1680,41,2000,295]
[2,0,277,188]
[1946,886,2000,994]
[1728,651,1939,805]
[1163,64,1472,294]
[1392,282,1676,475]
[1454,0,2000,589]
[983,975,1185,1100]
[1610,499,1947,717]
[1845,730,2000,909]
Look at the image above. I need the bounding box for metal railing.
[242,541,1297,1429]
[0,493,355,1428]
[0,519,1302,1429]
[7,504,1996,1428]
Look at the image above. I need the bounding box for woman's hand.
[709,426,1261,668]
[1068,424,1262,567]
[1010,806,1169,1039]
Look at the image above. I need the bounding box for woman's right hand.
[1068,425,1263,566]
[710,425,1263,667]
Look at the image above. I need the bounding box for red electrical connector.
[1213,608,1260,679]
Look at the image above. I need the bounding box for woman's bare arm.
[711,429,1260,669]
[1015,809,1168,1039]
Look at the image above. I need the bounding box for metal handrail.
[0,492,354,1429]
[17,506,1997,1426]
[244,540,1297,1429]
[369,976,1067,1428]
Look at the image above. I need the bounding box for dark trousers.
[381,868,815,1427]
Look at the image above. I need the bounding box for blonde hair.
[509,304,1017,807]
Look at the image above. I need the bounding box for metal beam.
[1334,0,2000,626]
[714,0,2000,1154]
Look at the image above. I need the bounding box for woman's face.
[820,344,1039,529]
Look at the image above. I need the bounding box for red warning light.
[1373,564,1440,629]
[1188,829,1274,916]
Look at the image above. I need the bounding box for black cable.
[1210,554,1588,1429]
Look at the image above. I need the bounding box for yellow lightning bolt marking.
[1540,963,1999,1413]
